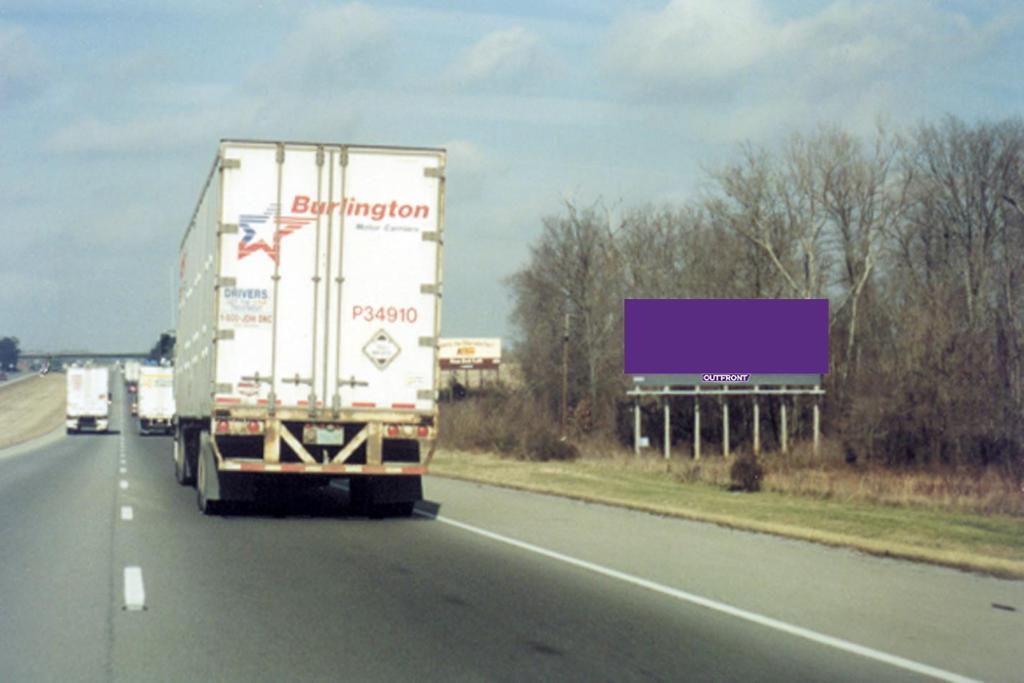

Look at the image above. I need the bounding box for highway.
[0,385,1020,682]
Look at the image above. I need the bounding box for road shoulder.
[428,449,1024,579]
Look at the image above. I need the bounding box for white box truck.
[175,139,445,514]
[66,366,111,433]
[138,365,175,435]
[124,360,141,394]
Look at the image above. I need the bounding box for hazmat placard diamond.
[363,329,401,370]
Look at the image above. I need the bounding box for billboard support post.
[663,391,670,460]
[633,400,641,457]
[780,386,788,454]
[813,390,821,456]
[722,388,730,458]
[693,385,701,460]
[753,386,761,455]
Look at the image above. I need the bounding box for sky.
[1,0,1021,352]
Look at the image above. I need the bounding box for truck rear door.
[215,143,443,414]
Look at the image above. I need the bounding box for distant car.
[131,401,138,416]
[0,372,7,382]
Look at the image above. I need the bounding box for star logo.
[237,203,314,263]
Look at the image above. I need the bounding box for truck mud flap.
[198,433,258,514]
[197,434,223,514]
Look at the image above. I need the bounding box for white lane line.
[123,566,146,611]
[119,466,127,474]
[119,480,128,490]
[120,505,134,521]
[420,512,981,683]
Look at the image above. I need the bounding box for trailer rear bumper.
[140,417,173,434]
[67,417,109,432]
[203,412,436,473]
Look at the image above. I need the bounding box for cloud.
[604,0,1013,101]
[45,110,234,154]
[598,0,1024,144]
[443,139,486,173]
[253,3,391,90]
[0,24,49,107]
[605,0,771,93]
[446,27,555,91]
[442,139,489,201]
[43,93,360,155]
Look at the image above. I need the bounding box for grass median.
[428,449,1024,579]
[0,374,66,451]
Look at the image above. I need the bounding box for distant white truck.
[137,365,175,435]
[175,139,445,515]
[124,361,141,394]
[66,366,110,433]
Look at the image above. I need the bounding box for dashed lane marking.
[123,566,145,611]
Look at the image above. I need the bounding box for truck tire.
[196,434,223,515]
[174,427,196,486]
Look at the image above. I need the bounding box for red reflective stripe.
[215,397,241,404]
[352,402,376,408]
[391,403,415,409]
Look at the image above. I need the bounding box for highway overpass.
[20,352,151,361]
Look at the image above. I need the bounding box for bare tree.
[816,125,909,388]
[509,201,623,423]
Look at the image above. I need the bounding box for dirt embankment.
[0,374,66,451]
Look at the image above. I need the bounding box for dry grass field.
[0,374,65,450]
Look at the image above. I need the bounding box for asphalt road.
[0,386,1020,682]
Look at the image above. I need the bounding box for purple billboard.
[624,299,829,375]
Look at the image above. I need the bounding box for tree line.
[509,116,1024,472]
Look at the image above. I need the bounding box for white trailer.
[175,139,445,515]
[124,361,141,394]
[138,365,175,435]
[66,366,111,433]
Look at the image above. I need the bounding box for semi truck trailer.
[66,366,111,433]
[138,365,175,435]
[175,139,445,515]
[124,360,141,394]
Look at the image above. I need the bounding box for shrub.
[729,454,763,492]
[523,424,580,462]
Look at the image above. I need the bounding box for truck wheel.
[174,428,195,486]
[196,437,222,515]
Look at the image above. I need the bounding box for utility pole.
[560,312,569,438]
